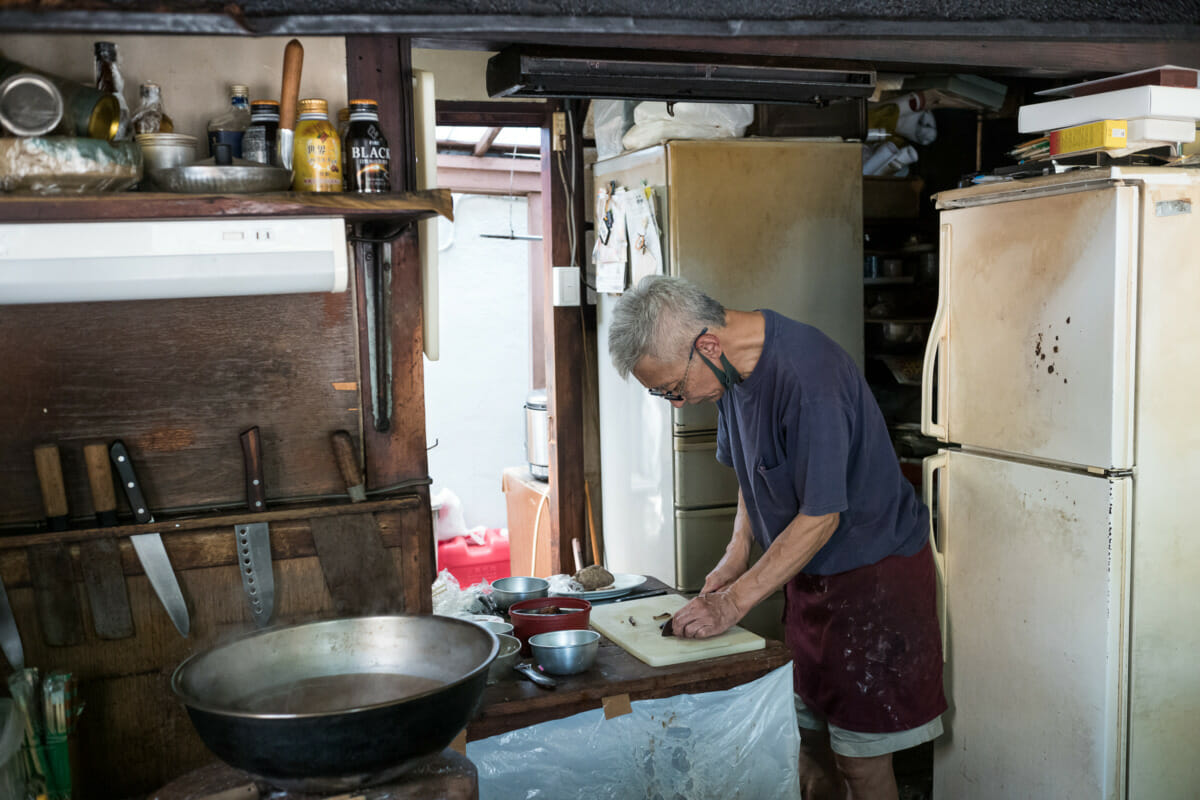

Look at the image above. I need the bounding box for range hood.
[487,47,876,104]
[0,216,348,304]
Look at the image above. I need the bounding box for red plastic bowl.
[507,597,592,655]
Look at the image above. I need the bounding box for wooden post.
[346,35,434,611]
[541,102,588,575]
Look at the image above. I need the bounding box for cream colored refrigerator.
[593,139,864,610]
[923,168,1200,799]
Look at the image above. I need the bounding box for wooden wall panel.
[0,291,360,526]
[0,498,427,797]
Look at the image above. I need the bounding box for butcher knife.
[235,426,275,627]
[30,444,84,646]
[80,443,135,640]
[109,441,190,637]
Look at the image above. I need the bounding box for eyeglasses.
[649,327,707,402]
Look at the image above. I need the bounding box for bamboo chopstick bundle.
[8,668,46,796]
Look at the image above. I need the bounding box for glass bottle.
[344,99,391,193]
[130,81,174,135]
[292,98,342,192]
[242,100,280,165]
[337,107,350,140]
[207,84,251,159]
[93,41,129,140]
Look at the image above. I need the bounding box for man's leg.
[832,752,898,800]
[798,727,846,800]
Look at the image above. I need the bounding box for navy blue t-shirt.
[716,310,929,575]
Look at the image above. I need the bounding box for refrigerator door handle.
[923,450,949,661]
[921,223,951,441]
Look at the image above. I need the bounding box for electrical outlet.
[552,266,580,306]
[552,112,567,151]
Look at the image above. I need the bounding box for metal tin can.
[291,98,342,192]
[0,56,119,140]
[0,73,63,136]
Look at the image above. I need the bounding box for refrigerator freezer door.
[596,294,676,583]
[673,433,739,509]
[924,185,1138,470]
[665,139,864,434]
[931,449,1129,800]
[674,506,736,592]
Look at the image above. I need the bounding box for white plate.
[552,573,646,601]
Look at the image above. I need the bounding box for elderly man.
[608,275,946,800]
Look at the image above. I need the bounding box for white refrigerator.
[593,139,864,609]
[923,168,1200,799]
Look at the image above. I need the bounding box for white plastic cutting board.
[590,594,765,667]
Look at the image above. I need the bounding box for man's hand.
[701,547,750,595]
[671,590,744,639]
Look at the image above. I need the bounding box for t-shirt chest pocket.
[752,458,799,538]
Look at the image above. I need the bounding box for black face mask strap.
[699,351,742,390]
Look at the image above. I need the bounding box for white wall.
[426,194,535,529]
[0,35,347,146]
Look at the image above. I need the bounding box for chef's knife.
[80,442,135,640]
[236,427,274,627]
[109,441,190,637]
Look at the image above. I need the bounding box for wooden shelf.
[0,188,454,224]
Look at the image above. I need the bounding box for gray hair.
[608,275,726,378]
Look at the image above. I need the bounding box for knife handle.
[109,441,153,524]
[83,443,120,527]
[33,444,69,531]
[278,39,304,133]
[331,430,367,503]
[240,427,267,513]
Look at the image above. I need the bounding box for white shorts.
[794,693,944,758]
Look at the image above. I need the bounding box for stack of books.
[1012,66,1199,162]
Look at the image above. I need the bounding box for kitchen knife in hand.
[80,442,135,640]
[109,441,190,637]
[236,427,275,627]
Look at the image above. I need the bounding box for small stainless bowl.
[490,577,549,611]
[480,620,513,636]
[529,628,601,675]
[487,634,522,682]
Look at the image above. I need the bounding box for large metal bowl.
[171,615,498,791]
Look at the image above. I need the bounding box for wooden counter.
[467,577,792,741]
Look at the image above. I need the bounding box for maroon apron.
[784,542,947,733]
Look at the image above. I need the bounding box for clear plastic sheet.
[467,663,801,800]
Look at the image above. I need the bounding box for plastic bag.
[620,101,754,151]
[431,569,493,617]
[593,99,638,160]
[546,574,585,594]
[468,663,801,800]
[432,487,470,542]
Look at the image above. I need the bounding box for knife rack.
[0,496,427,591]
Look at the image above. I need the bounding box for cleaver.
[235,427,274,627]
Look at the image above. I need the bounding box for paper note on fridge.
[594,184,630,293]
[626,186,664,285]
